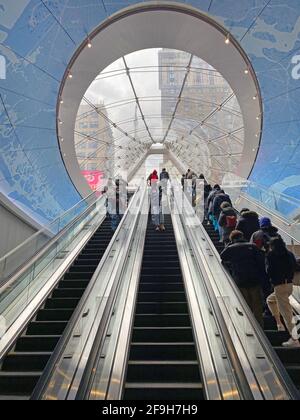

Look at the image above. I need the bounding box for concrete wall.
[0,198,38,259]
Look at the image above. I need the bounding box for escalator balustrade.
[203,221,300,393]
[0,217,115,400]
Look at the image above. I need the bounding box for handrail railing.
[0,186,104,283]
[31,185,145,400]
[178,181,299,400]
[0,194,105,291]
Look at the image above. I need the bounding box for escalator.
[264,318,300,392]
[124,214,204,400]
[0,217,115,400]
[203,221,300,395]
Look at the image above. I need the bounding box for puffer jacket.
[221,239,268,289]
[212,193,232,219]
[218,207,238,243]
[266,251,297,286]
[236,211,260,241]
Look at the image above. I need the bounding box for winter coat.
[221,239,268,289]
[212,193,232,219]
[266,251,297,286]
[148,172,158,185]
[251,226,279,251]
[207,189,221,215]
[218,207,238,243]
[236,211,260,241]
[160,170,170,181]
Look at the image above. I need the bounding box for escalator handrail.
[0,186,105,276]
[171,190,255,400]
[31,187,143,400]
[196,196,300,399]
[0,194,106,292]
[75,187,148,400]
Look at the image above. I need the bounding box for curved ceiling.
[0,1,299,221]
[73,48,247,187]
[58,6,262,197]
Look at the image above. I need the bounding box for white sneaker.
[282,338,300,348]
[277,325,286,332]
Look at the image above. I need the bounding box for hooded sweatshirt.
[236,211,260,241]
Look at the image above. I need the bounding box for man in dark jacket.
[212,190,232,220]
[236,209,260,241]
[221,230,266,326]
[160,168,170,181]
[218,202,237,244]
[250,217,280,252]
[207,184,221,215]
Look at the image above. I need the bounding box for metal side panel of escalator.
[202,220,300,396]
[0,217,116,400]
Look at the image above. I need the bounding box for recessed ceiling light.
[244,69,249,75]
[68,72,73,79]
[225,34,230,45]
[87,40,92,49]
[60,99,64,104]
[253,95,257,100]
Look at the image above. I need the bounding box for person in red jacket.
[147,170,159,186]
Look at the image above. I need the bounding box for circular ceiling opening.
[74,48,245,191]
[58,3,262,196]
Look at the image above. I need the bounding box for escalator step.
[274,347,300,364]
[52,288,85,298]
[138,292,186,302]
[285,366,300,386]
[132,327,193,343]
[15,336,61,352]
[264,331,290,347]
[0,372,41,396]
[36,309,74,321]
[44,298,80,309]
[129,343,197,361]
[63,272,93,280]
[123,383,204,401]
[68,266,97,273]
[136,302,188,314]
[127,361,200,383]
[73,259,100,266]
[2,353,51,372]
[134,314,191,328]
[140,275,183,283]
[26,321,68,336]
[58,280,89,289]
[139,283,184,292]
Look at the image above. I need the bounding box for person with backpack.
[236,209,260,242]
[218,202,237,244]
[250,217,280,252]
[221,230,266,327]
[266,237,299,348]
[212,190,232,221]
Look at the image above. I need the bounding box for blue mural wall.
[0,0,299,222]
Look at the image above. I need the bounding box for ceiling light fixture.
[225,34,230,45]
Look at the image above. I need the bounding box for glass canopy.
[75,48,244,187]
